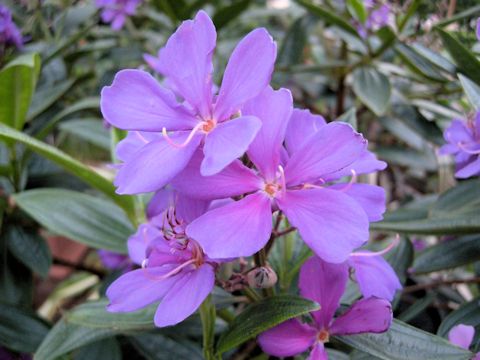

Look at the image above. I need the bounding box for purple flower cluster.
[355,0,391,38]
[95,0,142,31]
[101,10,400,336]
[0,5,22,49]
[440,112,480,178]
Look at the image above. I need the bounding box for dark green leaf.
[458,73,480,110]
[0,302,49,353]
[352,66,391,115]
[14,189,133,253]
[436,28,480,85]
[59,119,111,150]
[0,53,41,130]
[397,293,435,322]
[295,0,360,37]
[212,0,251,30]
[337,319,473,360]
[216,295,319,354]
[395,44,447,82]
[277,17,310,67]
[346,0,367,23]
[411,44,456,74]
[434,5,480,28]
[337,107,357,129]
[130,334,203,360]
[6,225,51,278]
[27,78,75,121]
[74,338,121,360]
[437,298,480,338]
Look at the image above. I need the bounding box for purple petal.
[155,11,216,118]
[175,194,210,223]
[477,18,480,41]
[154,264,215,327]
[201,115,261,176]
[444,119,474,144]
[285,109,326,155]
[143,53,162,73]
[329,297,392,336]
[101,70,197,131]
[308,343,329,360]
[128,223,163,265]
[186,192,272,258]
[214,28,277,121]
[455,157,480,178]
[448,324,475,349]
[277,188,369,263]
[116,131,161,163]
[244,86,293,179]
[111,14,126,31]
[325,150,387,181]
[172,151,261,200]
[115,132,201,194]
[106,267,178,312]
[329,184,386,222]
[258,319,316,357]
[299,256,349,328]
[146,189,176,219]
[349,252,402,301]
[98,250,129,270]
[284,122,367,186]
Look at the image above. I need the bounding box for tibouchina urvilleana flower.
[95,0,142,31]
[106,193,219,327]
[174,87,386,263]
[0,5,22,49]
[258,256,393,359]
[439,112,480,178]
[448,324,480,359]
[101,10,276,194]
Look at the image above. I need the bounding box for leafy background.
[1,0,480,359]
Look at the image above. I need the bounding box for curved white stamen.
[135,131,149,144]
[141,258,148,269]
[350,234,400,258]
[278,165,286,196]
[457,142,480,155]
[142,258,197,281]
[162,122,204,148]
[338,169,357,192]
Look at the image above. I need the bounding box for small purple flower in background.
[258,256,393,359]
[106,193,219,327]
[101,11,276,194]
[0,5,23,49]
[448,324,480,359]
[476,18,480,41]
[95,0,142,31]
[439,113,480,178]
[355,1,391,38]
[98,249,131,271]
[176,89,386,263]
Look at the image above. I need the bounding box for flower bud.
[247,266,278,289]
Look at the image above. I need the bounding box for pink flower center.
[201,119,216,133]
[264,182,280,197]
[317,329,330,343]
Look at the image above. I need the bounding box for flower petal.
[127,222,163,265]
[285,108,326,155]
[444,119,474,144]
[299,256,349,328]
[115,132,201,194]
[244,86,293,179]
[349,252,402,301]
[175,194,210,223]
[329,297,392,336]
[214,28,276,121]
[455,157,480,178]
[258,319,316,357]
[329,184,386,222]
[324,150,387,181]
[308,343,329,360]
[277,188,369,263]
[116,131,161,163]
[448,324,475,349]
[146,189,176,219]
[172,150,261,200]
[106,266,178,312]
[101,69,197,131]
[186,192,272,258]
[284,122,367,186]
[155,11,216,118]
[154,264,215,327]
[201,115,261,176]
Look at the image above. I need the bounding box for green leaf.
[436,28,480,85]
[212,0,251,29]
[295,0,360,37]
[59,119,111,150]
[395,44,447,82]
[336,319,473,360]
[0,53,41,130]
[434,5,480,28]
[216,295,319,354]
[6,225,51,278]
[437,298,480,337]
[74,338,121,360]
[372,179,480,234]
[337,107,357,129]
[346,0,367,23]
[67,299,155,330]
[352,66,391,116]
[277,16,310,67]
[14,189,133,253]
[413,234,480,274]
[0,124,135,218]
[130,334,203,360]
[458,73,480,110]
[0,302,49,353]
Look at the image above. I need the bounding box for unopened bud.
[247,266,278,289]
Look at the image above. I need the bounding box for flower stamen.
[457,142,480,155]
[350,234,400,257]
[162,122,204,148]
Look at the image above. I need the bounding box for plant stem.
[199,295,217,360]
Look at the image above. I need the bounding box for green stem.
[199,295,216,360]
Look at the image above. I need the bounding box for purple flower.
[175,88,386,263]
[0,5,22,49]
[439,113,480,178]
[98,249,131,270]
[101,11,276,194]
[354,1,391,38]
[95,0,141,31]
[448,324,480,359]
[258,256,393,359]
[106,193,218,327]
[476,18,480,41]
